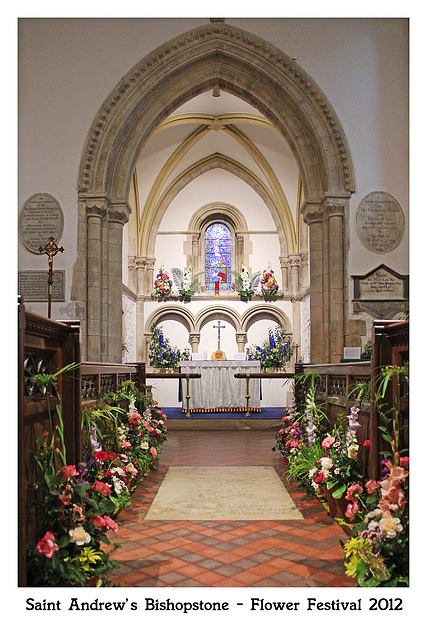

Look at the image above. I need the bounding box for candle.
[215,280,219,294]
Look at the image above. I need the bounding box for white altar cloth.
[179,360,261,411]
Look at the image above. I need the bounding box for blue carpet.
[162,407,285,420]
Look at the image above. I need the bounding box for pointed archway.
[73,21,354,363]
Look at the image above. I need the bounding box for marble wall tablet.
[356,191,405,253]
[19,193,64,254]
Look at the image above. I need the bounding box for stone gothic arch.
[73,20,354,363]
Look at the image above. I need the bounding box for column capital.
[301,200,324,225]
[108,201,131,225]
[322,193,350,217]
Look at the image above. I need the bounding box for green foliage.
[149,324,188,369]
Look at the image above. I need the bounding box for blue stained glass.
[204,222,232,291]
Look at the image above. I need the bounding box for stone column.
[107,203,130,362]
[127,256,137,292]
[86,199,108,362]
[189,333,200,353]
[144,332,153,364]
[135,256,148,295]
[236,332,247,353]
[236,233,244,270]
[288,254,302,296]
[146,258,156,294]
[302,202,325,363]
[325,196,347,363]
[279,255,289,292]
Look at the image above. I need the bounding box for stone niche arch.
[144,305,196,363]
[241,304,292,335]
[74,20,355,363]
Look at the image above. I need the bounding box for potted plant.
[171,266,202,300]
[232,265,261,300]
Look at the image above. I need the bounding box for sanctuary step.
[162,406,284,430]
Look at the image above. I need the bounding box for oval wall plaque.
[19,193,64,254]
[356,191,405,253]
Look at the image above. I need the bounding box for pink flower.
[345,501,359,522]
[103,515,118,533]
[314,472,325,483]
[72,503,84,520]
[59,484,72,505]
[91,480,111,496]
[131,412,142,421]
[387,466,409,484]
[61,465,79,480]
[150,447,157,457]
[399,456,409,468]
[321,436,335,449]
[345,484,363,502]
[120,441,131,448]
[37,531,59,558]
[90,515,106,529]
[362,440,371,448]
[365,479,381,494]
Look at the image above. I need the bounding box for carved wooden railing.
[18,299,147,585]
[295,319,409,479]
[80,362,146,408]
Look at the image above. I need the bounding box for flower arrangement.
[232,266,261,298]
[342,456,409,586]
[260,267,279,296]
[27,374,168,587]
[171,266,202,298]
[247,325,294,370]
[273,365,409,586]
[148,324,189,370]
[154,263,172,297]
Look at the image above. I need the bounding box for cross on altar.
[214,320,225,350]
[211,320,227,360]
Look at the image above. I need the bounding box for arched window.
[204,222,232,291]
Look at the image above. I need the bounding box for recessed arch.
[145,305,196,335]
[241,304,292,334]
[146,152,289,256]
[75,21,355,363]
[195,305,242,333]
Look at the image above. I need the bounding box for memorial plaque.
[352,264,409,318]
[18,270,65,302]
[356,191,405,253]
[19,193,64,254]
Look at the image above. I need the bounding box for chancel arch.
[75,20,355,364]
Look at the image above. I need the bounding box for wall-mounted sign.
[356,191,405,253]
[18,270,65,302]
[19,193,64,254]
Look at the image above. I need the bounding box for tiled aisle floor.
[105,430,356,587]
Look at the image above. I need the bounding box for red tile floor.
[105,429,356,587]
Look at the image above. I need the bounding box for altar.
[179,360,261,412]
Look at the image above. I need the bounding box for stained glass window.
[204,222,232,291]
